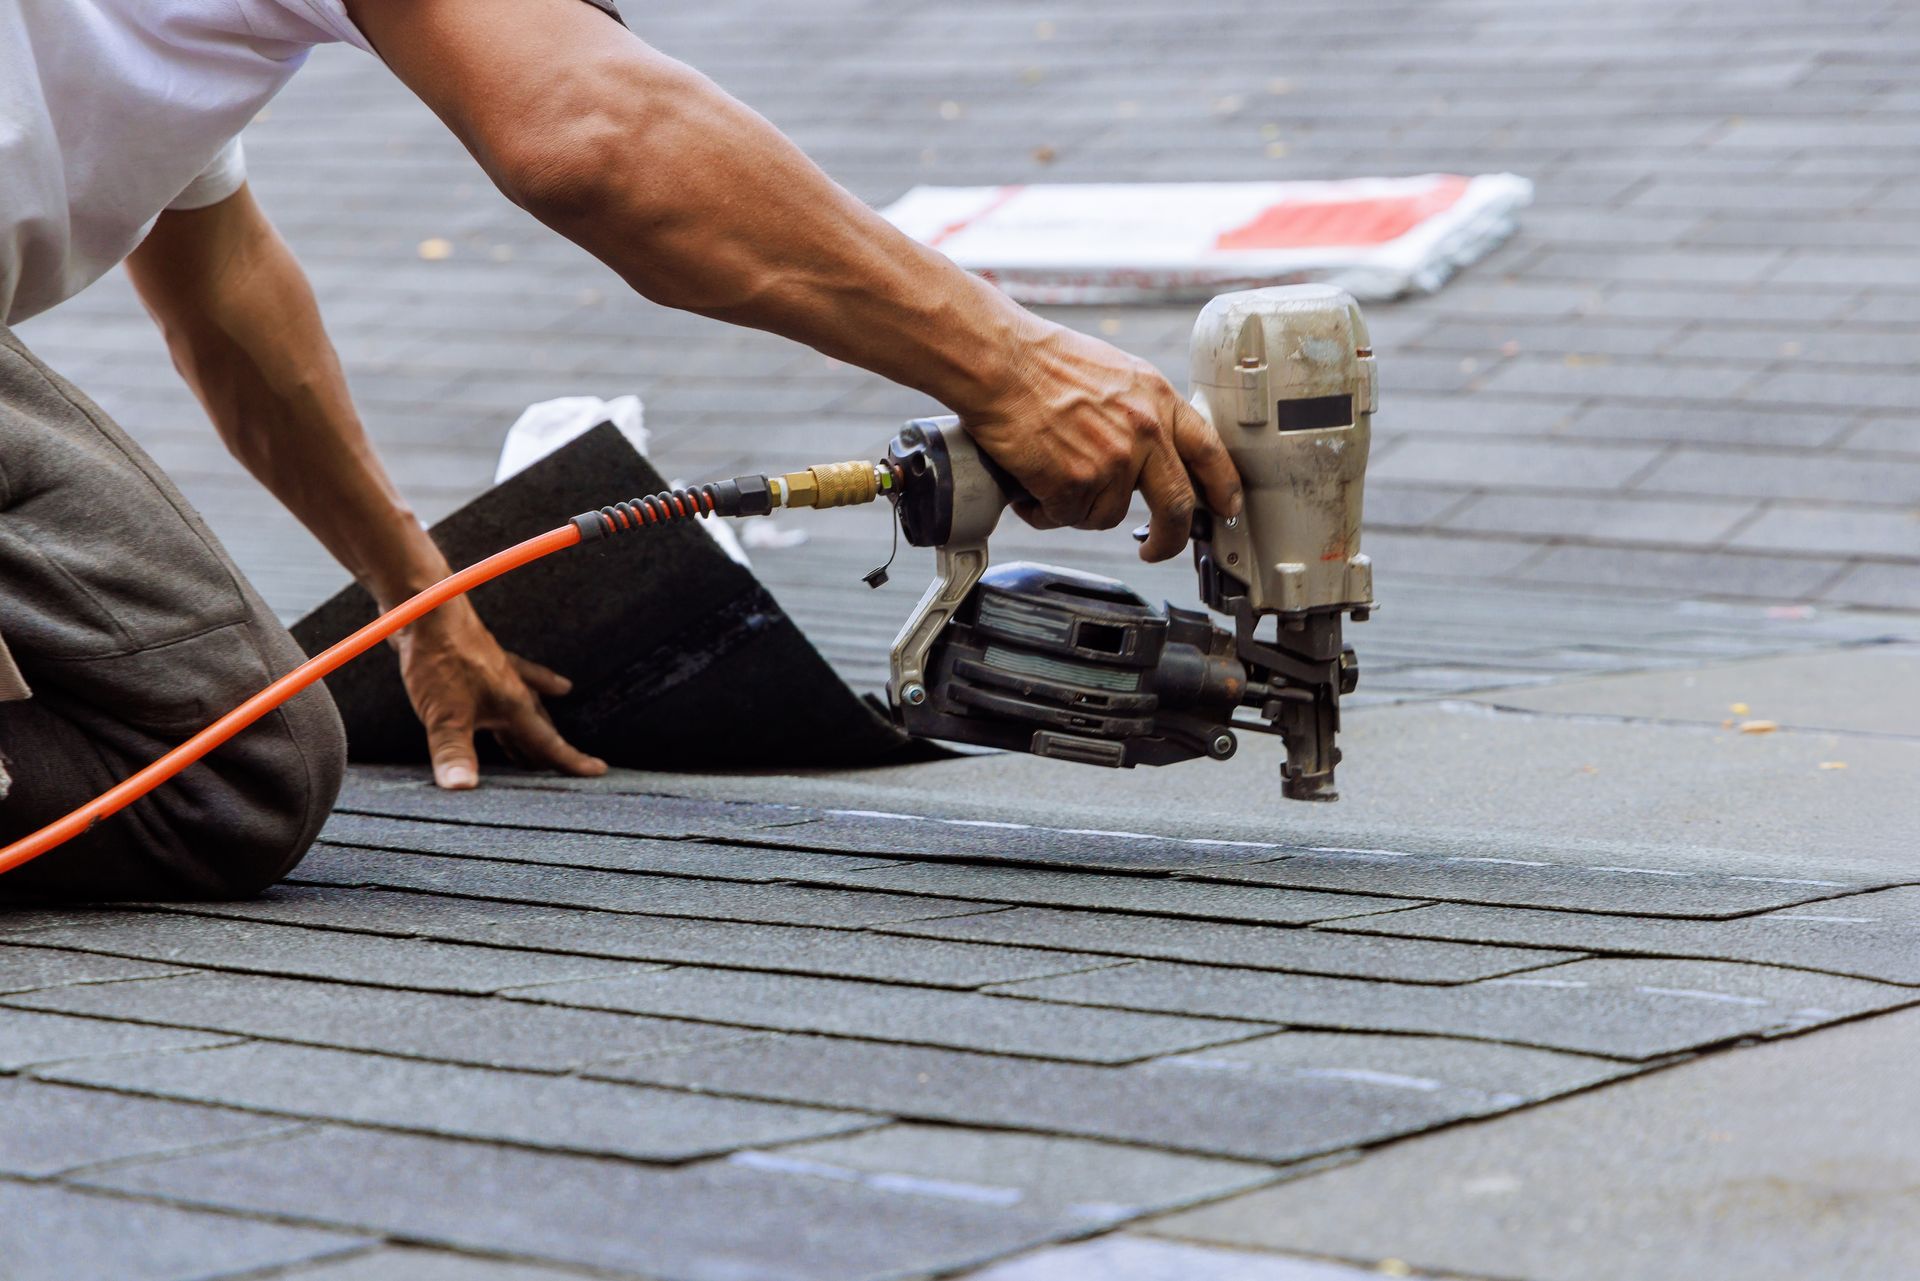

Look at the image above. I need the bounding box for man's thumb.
[428,717,479,790]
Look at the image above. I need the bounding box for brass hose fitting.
[775,461,891,509]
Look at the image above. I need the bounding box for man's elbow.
[488,59,703,227]
[493,111,627,225]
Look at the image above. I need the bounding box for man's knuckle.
[1061,457,1101,490]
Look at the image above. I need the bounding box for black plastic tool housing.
[904,561,1247,768]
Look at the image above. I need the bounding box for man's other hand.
[959,319,1243,563]
[392,599,607,790]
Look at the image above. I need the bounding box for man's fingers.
[426,711,480,790]
[509,653,574,698]
[500,700,608,778]
[1077,472,1138,532]
[1137,445,1199,562]
[1012,498,1064,531]
[1172,401,1243,518]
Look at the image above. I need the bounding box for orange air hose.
[0,524,581,876]
[0,460,884,877]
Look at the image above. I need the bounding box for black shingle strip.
[292,424,924,772]
[0,1077,297,1178]
[9,919,652,996]
[330,783,1299,873]
[290,844,988,927]
[509,966,1273,1065]
[991,956,1913,1061]
[157,887,1125,989]
[77,1125,1084,1281]
[41,1041,882,1163]
[790,861,1424,925]
[1185,848,1866,919]
[318,811,899,882]
[5,971,755,1073]
[0,1006,235,1071]
[0,1182,368,1281]
[331,782,1877,916]
[0,945,192,996]
[595,1032,1637,1165]
[759,1123,1274,1224]
[882,907,1582,983]
[1323,887,1920,986]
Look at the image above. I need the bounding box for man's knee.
[0,679,344,902]
[163,680,346,900]
[206,682,347,898]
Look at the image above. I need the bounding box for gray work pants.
[0,325,345,900]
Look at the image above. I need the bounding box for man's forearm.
[350,0,1241,546]
[126,188,452,610]
[352,0,1042,419]
[519,64,1035,416]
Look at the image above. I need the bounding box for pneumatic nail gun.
[882,283,1376,800]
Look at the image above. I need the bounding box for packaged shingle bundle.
[881,173,1533,304]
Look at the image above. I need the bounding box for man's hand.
[392,600,606,790]
[960,317,1242,562]
[127,185,606,790]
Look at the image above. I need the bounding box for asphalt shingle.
[1327,888,1920,987]
[318,811,898,881]
[264,1251,597,1281]
[80,1126,1080,1281]
[11,917,652,995]
[0,1181,367,1281]
[598,1031,1619,1164]
[172,891,1118,988]
[514,965,1263,1064]
[0,1078,295,1178]
[43,1040,881,1161]
[291,845,986,927]
[3,971,756,1071]
[0,1005,235,1070]
[881,907,1578,982]
[1187,848,1860,918]
[807,862,1420,925]
[991,957,1908,1060]
[1159,1029,1634,1105]
[968,1236,1436,1280]
[0,945,191,995]
[748,1124,1271,1221]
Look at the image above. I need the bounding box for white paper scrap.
[495,394,649,484]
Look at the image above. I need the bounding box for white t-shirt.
[0,0,373,325]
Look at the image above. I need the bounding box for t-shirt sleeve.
[167,138,248,211]
[274,0,376,52]
[245,0,619,55]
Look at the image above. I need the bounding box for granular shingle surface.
[5,0,1920,1276]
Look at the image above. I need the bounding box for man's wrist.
[915,270,1049,418]
[358,515,456,612]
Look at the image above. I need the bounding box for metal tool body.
[884,284,1375,799]
[1188,284,1374,798]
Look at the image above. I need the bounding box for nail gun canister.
[1188,283,1374,619]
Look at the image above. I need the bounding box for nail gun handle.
[885,415,1023,548]
[972,437,1032,511]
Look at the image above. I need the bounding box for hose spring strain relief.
[575,485,726,540]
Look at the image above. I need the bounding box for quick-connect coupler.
[771,461,893,510]
[570,460,891,542]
